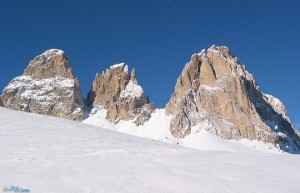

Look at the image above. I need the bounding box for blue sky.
[0,0,299,128]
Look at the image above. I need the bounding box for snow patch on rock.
[110,63,127,70]
[4,76,75,102]
[2,75,84,120]
[199,85,224,93]
[263,93,290,122]
[43,49,64,57]
[120,80,144,100]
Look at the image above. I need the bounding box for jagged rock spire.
[130,68,137,84]
[87,63,155,125]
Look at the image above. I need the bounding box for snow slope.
[1,107,300,193]
[84,108,281,153]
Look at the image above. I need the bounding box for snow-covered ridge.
[263,93,291,123]
[104,63,128,74]
[35,49,65,61]
[120,80,144,100]
[110,63,127,70]
[43,49,64,56]
[196,49,207,60]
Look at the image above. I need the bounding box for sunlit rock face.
[166,45,300,153]
[87,63,155,126]
[2,49,85,121]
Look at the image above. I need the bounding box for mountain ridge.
[1,45,299,153]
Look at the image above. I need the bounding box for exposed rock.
[263,94,290,123]
[1,49,85,121]
[166,45,300,153]
[87,63,155,125]
[0,96,3,107]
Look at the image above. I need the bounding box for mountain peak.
[207,45,233,60]
[23,49,73,79]
[2,49,85,121]
[165,45,300,153]
[109,62,127,69]
[87,63,155,126]
[43,49,64,57]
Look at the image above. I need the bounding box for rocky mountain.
[165,45,300,153]
[1,49,85,121]
[87,63,155,125]
[1,46,299,153]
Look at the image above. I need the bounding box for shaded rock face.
[0,96,3,107]
[2,49,85,121]
[166,45,300,153]
[87,63,155,125]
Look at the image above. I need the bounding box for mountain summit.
[87,63,155,125]
[1,49,85,121]
[165,45,300,152]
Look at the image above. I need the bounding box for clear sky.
[0,0,299,128]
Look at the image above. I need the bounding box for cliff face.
[87,63,155,125]
[0,96,3,107]
[2,49,85,121]
[166,45,300,153]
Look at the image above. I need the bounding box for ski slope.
[1,107,300,193]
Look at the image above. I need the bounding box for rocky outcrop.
[0,96,3,107]
[263,94,291,123]
[87,63,155,125]
[166,45,300,153]
[1,49,85,121]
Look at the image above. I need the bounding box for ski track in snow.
[1,107,300,193]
